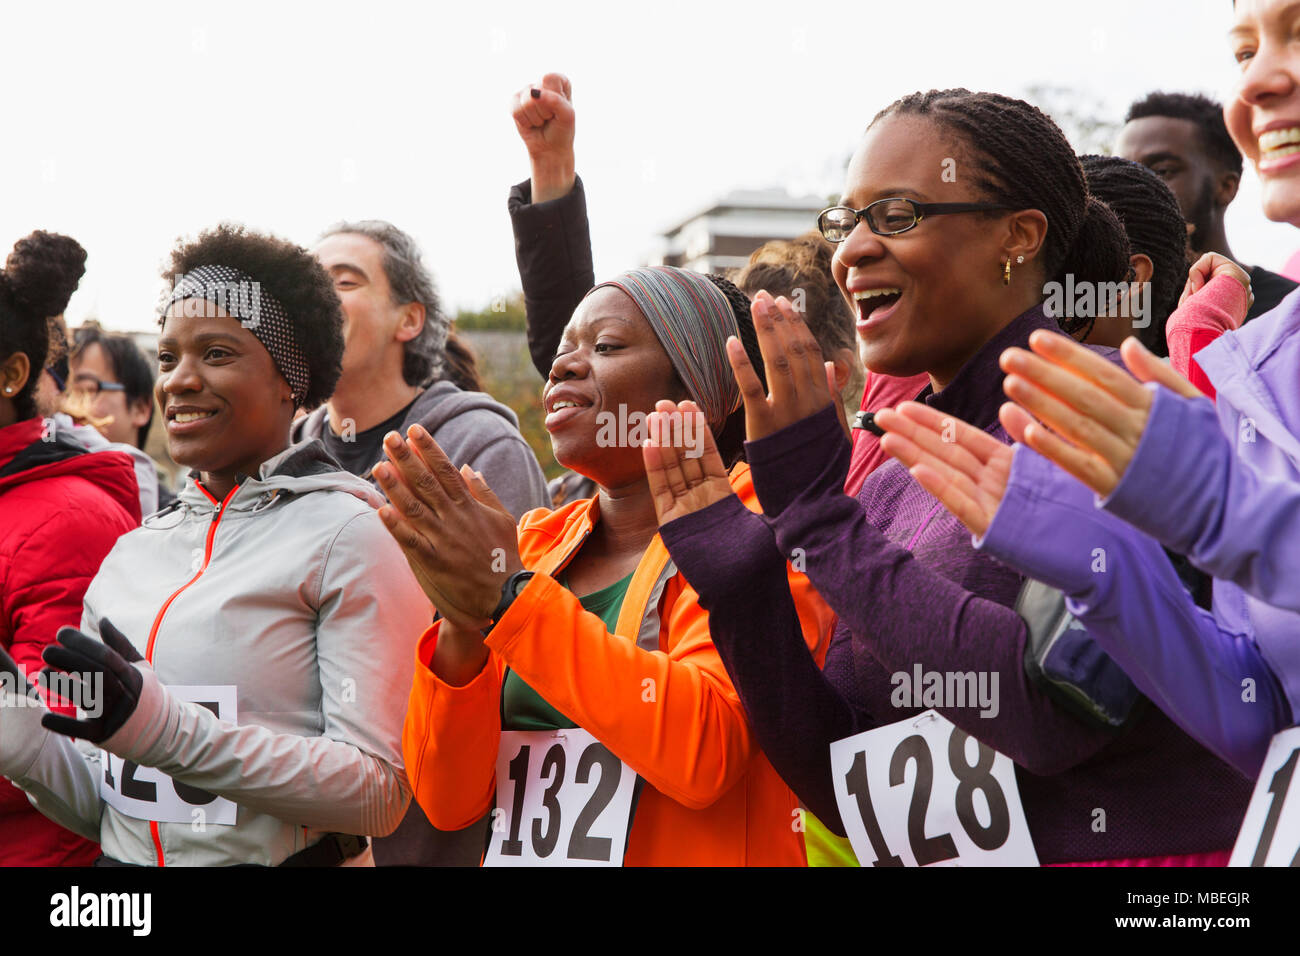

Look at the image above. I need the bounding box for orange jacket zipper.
[141,482,238,866]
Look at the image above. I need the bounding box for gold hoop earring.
[1003,257,1012,286]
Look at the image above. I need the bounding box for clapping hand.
[875,403,1014,538]
[642,400,734,526]
[374,425,523,630]
[997,331,1202,498]
[727,290,849,442]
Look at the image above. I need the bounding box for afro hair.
[161,223,344,410]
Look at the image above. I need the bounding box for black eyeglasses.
[69,375,126,396]
[817,198,1011,242]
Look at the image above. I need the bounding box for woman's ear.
[1128,252,1154,285]
[0,351,31,397]
[1004,208,1049,266]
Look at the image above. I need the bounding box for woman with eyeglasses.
[845,153,1193,493]
[867,0,1300,791]
[45,326,167,516]
[0,224,431,866]
[647,89,1252,866]
[0,231,141,866]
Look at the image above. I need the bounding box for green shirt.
[501,572,633,731]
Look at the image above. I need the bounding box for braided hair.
[1081,155,1190,357]
[703,273,766,468]
[1126,91,1242,176]
[0,232,87,421]
[871,90,1132,339]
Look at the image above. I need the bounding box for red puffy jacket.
[0,416,140,865]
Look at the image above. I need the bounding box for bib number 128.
[483,729,637,867]
[830,710,1038,866]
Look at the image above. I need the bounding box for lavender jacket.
[1102,276,1300,615]
[978,278,1300,777]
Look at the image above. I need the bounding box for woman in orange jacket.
[377,267,836,866]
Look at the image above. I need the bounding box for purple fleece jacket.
[661,306,1252,863]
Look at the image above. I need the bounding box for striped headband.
[160,264,310,406]
[588,267,742,428]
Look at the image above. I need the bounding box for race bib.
[99,685,238,826]
[1230,726,1300,866]
[483,729,637,867]
[830,710,1038,866]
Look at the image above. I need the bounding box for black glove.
[40,618,145,743]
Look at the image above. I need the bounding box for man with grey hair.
[299,221,549,866]
[301,221,547,516]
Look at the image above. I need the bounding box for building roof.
[660,187,829,238]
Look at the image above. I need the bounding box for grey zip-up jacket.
[292,381,550,521]
[0,441,431,866]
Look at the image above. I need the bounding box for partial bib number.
[99,685,238,826]
[1230,726,1300,866]
[830,710,1038,866]
[483,729,637,867]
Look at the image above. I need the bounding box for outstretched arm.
[1000,328,1300,612]
[877,400,1288,777]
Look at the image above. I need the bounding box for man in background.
[1117,90,1297,320]
[299,219,549,866]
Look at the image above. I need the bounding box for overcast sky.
[0,0,1286,332]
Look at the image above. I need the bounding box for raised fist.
[512,73,575,203]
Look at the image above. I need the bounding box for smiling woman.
[652,89,1254,868]
[389,265,838,866]
[0,224,433,867]
[886,0,1300,786]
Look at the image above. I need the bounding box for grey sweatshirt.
[292,381,549,521]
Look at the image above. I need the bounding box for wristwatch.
[485,570,535,632]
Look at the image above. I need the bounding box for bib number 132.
[830,710,1038,866]
[483,729,637,867]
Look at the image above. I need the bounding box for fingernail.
[530,88,541,99]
